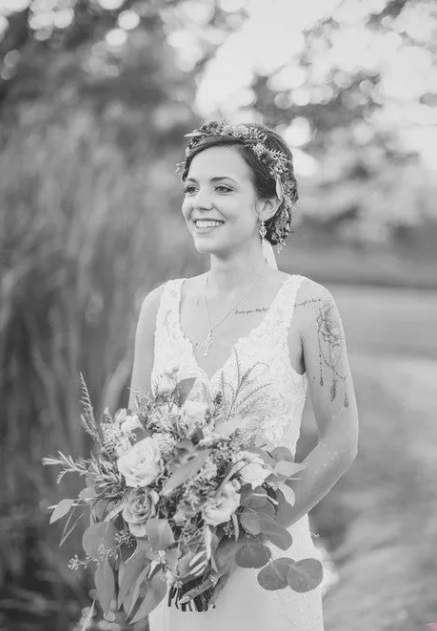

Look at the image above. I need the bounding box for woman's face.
[181,146,261,256]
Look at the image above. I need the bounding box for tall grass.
[0,108,198,627]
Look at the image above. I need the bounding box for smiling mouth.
[193,219,224,231]
[194,219,224,228]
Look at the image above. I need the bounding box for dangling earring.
[259,220,267,244]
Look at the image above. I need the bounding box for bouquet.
[44,361,323,625]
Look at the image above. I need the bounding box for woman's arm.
[281,279,359,529]
[128,284,165,411]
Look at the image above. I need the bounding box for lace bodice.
[149,275,326,631]
[151,275,308,458]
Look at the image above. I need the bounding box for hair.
[181,123,298,246]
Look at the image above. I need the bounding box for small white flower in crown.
[253,142,266,157]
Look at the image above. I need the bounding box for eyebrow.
[185,176,238,184]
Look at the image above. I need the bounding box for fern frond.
[233,381,271,411]
[79,373,96,430]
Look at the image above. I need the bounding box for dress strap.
[272,275,306,332]
[153,280,179,362]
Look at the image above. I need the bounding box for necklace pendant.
[204,332,212,357]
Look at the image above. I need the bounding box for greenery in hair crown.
[177,120,297,251]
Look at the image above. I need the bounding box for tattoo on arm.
[234,307,269,315]
[296,298,349,407]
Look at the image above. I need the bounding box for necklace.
[202,264,267,357]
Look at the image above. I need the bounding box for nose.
[192,187,214,210]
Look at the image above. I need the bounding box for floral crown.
[176,120,297,251]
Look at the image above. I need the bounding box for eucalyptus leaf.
[259,513,292,551]
[176,377,197,404]
[82,521,117,558]
[257,558,295,590]
[161,449,210,496]
[92,499,109,521]
[129,571,167,623]
[256,499,275,518]
[60,503,85,546]
[287,558,324,593]
[95,558,115,613]
[279,482,296,507]
[136,537,159,560]
[275,461,306,477]
[144,518,174,550]
[275,489,296,530]
[78,487,97,501]
[50,498,74,524]
[235,535,271,569]
[240,509,262,535]
[240,486,267,509]
[117,552,148,609]
[126,565,151,617]
[270,446,295,463]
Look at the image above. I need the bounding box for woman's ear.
[256,196,281,222]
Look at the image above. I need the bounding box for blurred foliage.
[0,0,436,629]
[0,1,225,628]
[242,0,437,244]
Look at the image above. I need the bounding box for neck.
[206,243,268,296]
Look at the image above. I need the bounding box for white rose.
[234,450,271,489]
[117,437,161,487]
[202,480,240,527]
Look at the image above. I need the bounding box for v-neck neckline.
[175,275,295,384]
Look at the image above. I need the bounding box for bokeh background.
[1,0,436,629]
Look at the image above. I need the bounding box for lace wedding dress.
[148,275,325,631]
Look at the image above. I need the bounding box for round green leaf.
[235,535,271,569]
[240,486,267,509]
[259,513,292,550]
[240,510,262,535]
[257,558,295,590]
[287,558,324,593]
[82,521,117,558]
[270,446,294,463]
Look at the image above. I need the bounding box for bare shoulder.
[138,281,166,321]
[295,276,335,305]
[291,276,342,337]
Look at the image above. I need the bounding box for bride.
[128,121,359,631]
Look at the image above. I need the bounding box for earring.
[259,220,267,243]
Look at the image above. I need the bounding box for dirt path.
[311,353,437,631]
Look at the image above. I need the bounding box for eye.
[215,185,232,193]
[183,185,197,195]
